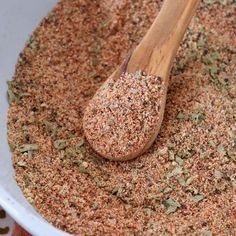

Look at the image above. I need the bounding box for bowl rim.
[0,187,70,236]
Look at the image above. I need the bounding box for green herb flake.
[111,188,119,195]
[232,180,236,190]
[42,120,58,140]
[202,55,213,65]
[192,194,205,203]
[147,193,160,200]
[203,52,220,65]
[78,165,89,174]
[59,184,68,196]
[226,151,236,164]
[203,0,216,5]
[93,176,106,187]
[181,148,196,159]
[7,80,21,104]
[168,150,175,160]
[19,92,31,98]
[167,143,175,149]
[77,138,85,147]
[185,177,193,186]
[165,198,181,207]
[191,51,198,61]
[54,140,67,150]
[27,36,40,53]
[203,230,213,236]
[8,142,17,152]
[232,99,236,109]
[214,170,223,180]
[143,208,153,217]
[16,160,27,167]
[217,144,226,156]
[78,162,89,174]
[176,112,185,120]
[166,205,178,214]
[175,156,184,165]
[0,227,10,235]
[147,175,158,187]
[42,120,53,134]
[216,183,227,191]
[7,89,19,104]
[0,210,6,219]
[67,133,77,139]
[148,223,160,231]
[208,65,218,78]
[7,80,15,90]
[197,32,208,48]
[76,144,85,156]
[191,112,205,124]
[218,0,227,5]
[66,147,77,158]
[200,151,209,159]
[167,167,183,178]
[20,144,38,153]
[164,198,181,214]
[176,176,186,187]
[163,187,173,193]
[209,141,216,148]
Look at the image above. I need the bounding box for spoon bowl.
[83,0,200,161]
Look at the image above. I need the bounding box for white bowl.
[0,1,69,235]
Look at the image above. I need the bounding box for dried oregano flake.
[20,144,39,153]
[42,120,58,140]
[217,144,226,156]
[176,112,185,120]
[164,198,181,214]
[214,170,223,180]
[167,167,183,178]
[175,156,184,165]
[176,176,186,186]
[192,194,205,203]
[16,160,27,167]
[191,112,205,124]
[27,35,40,53]
[54,140,67,150]
[203,230,213,236]
[7,89,19,104]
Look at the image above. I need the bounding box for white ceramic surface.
[0,1,69,235]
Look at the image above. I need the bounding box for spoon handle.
[128,0,200,77]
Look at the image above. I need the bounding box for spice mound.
[7,0,236,235]
[83,71,164,160]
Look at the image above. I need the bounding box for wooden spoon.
[83,0,200,161]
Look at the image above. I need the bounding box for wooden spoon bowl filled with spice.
[83,0,200,161]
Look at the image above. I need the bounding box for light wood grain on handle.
[128,0,200,77]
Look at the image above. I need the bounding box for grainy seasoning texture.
[7,0,236,235]
[83,72,164,160]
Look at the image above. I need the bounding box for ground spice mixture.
[83,71,164,161]
[7,0,236,235]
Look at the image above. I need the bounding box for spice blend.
[83,71,164,160]
[7,0,236,235]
